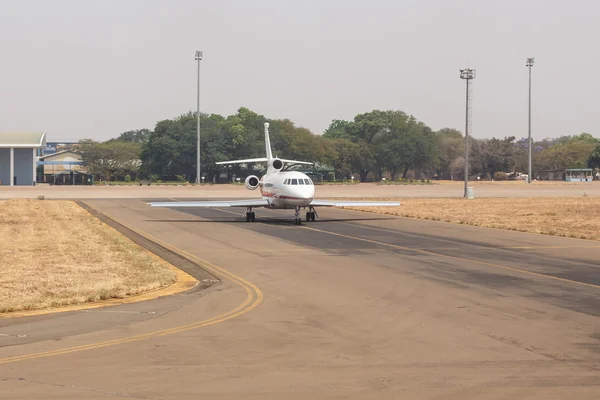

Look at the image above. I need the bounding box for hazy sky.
[1,0,599,142]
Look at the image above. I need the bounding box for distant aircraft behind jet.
[149,123,400,225]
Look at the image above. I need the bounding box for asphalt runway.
[1,198,600,399]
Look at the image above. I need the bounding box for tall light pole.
[460,68,475,198]
[526,57,534,183]
[195,50,203,184]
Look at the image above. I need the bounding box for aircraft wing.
[148,199,269,208]
[309,200,401,207]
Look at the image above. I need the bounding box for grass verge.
[0,199,176,313]
[348,197,600,241]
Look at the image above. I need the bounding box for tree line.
[79,107,600,182]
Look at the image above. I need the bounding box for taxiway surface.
[1,198,599,399]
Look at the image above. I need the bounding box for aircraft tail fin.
[264,122,273,161]
[215,123,314,168]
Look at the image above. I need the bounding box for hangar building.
[0,132,47,186]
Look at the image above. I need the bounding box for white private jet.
[149,123,400,225]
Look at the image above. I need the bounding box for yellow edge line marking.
[299,225,600,290]
[0,205,263,365]
[0,276,197,319]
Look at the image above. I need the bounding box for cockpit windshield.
[283,178,313,185]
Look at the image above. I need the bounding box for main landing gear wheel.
[306,211,316,222]
[245,208,256,222]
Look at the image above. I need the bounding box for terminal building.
[0,132,47,186]
[38,150,92,185]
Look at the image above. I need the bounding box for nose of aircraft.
[289,180,314,202]
[304,183,315,200]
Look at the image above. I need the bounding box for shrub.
[493,172,508,181]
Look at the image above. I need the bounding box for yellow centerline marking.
[335,220,600,255]
[299,225,600,290]
[209,207,600,287]
[0,205,263,365]
[214,206,600,250]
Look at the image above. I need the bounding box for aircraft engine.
[245,175,260,190]
[272,158,284,170]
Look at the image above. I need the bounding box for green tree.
[323,110,438,181]
[533,134,598,175]
[373,113,437,180]
[323,119,353,139]
[589,142,600,168]
[324,139,362,180]
[79,140,141,181]
[435,128,463,179]
[324,110,387,181]
[537,140,597,172]
[111,129,151,143]
[470,137,516,178]
[571,132,597,144]
[140,114,196,179]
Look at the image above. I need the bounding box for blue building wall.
[14,148,34,185]
[0,148,9,185]
[0,148,36,185]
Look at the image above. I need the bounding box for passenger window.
[291,179,298,185]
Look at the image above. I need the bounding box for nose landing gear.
[294,206,302,225]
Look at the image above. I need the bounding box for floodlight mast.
[460,68,475,198]
[195,50,203,184]
[526,57,534,183]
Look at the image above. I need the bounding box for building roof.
[51,170,92,176]
[39,150,82,160]
[0,132,47,148]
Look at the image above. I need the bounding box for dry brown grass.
[0,199,176,313]
[349,197,600,241]
[435,180,596,186]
